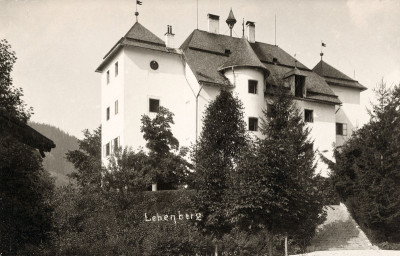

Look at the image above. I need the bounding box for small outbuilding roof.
[0,112,55,157]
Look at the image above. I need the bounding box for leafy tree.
[230,85,325,255]
[330,81,400,243]
[190,89,248,254]
[139,106,191,190]
[0,39,54,254]
[0,39,32,122]
[66,126,103,190]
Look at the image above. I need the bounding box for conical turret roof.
[218,37,268,74]
[226,9,237,26]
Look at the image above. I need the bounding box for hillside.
[29,122,79,187]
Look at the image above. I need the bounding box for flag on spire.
[322,42,326,47]
[137,0,142,5]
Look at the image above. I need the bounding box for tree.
[190,89,248,254]
[330,81,400,243]
[0,39,32,122]
[0,39,54,254]
[66,126,103,190]
[230,85,325,255]
[140,106,191,190]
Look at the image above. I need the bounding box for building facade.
[96,12,366,176]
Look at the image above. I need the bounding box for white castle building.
[96,11,366,176]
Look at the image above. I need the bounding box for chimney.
[207,14,219,34]
[165,25,175,48]
[246,21,255,43]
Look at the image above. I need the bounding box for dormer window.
[295,75,306,98]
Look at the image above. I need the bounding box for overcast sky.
[1,0,399,138]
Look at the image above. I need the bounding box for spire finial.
[135,0,142,22]
[226,8,237,37]
[320,41,326,60]
[242,18,244,37]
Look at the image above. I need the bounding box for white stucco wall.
[101,50,125,165]
[330,85,364,146]
[296,100,336,177]
[122,47,196,153]
[224,67,266,137]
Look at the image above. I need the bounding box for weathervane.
[135,0,142,22]
[320,41,326,60]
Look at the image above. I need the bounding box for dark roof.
[124,22,165,46]
[96,22,179,72]
[218,37,268,73]
[312,60,367,91]
[0,112,55,157]
[181,30,340,104]
[226,9,236,24]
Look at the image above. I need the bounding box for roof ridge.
[124,22,165,46]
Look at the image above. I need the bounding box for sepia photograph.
[1,0,400,255]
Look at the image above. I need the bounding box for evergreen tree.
[230,85,325,255]
[190,89,248,254]
[331,81,400,243]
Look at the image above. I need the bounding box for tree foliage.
[0,39,32,122]
[139,106,191,190]
[330,81,400,243]
[66,126,103,190]
[0,40,54,254]
[229,85,325,255]
[190,89,248,242]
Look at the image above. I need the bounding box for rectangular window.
[149,98,160,113]
[336,123,347,136]
[248,80,258,94]
[115,62,118,77]
[295,75,305,97]
[304,109,313,123]
[114,137,120,152]
[249,117,258,131]
[105,143,110,156]
[115,100,118,115]
[107,70,110,84]
[106,107,110,121]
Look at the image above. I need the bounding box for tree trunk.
[214,243,218,256]
[266,229,273,256]
[285,235,288,256]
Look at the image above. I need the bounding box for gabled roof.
[0,111,55,157]
[181,29,340,104]
[312,60,367,91]
[96,22,179,72]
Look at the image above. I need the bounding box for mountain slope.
[29,122,79,187]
